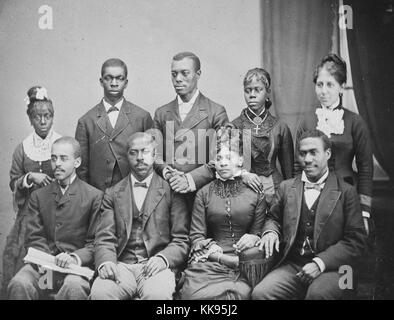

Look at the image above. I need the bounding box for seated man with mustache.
[90,132,190,300]
[7,137,103,300]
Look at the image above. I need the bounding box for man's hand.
[164,167,184,181]
[258,232,280,258]
[234,234,260,253]
[241,172,263,194]
[363,217,369,236]
[169,174,190,193]
[55,252,77,268]
[296,262,321,285]
[98,262,120,283]
[142,256,167,278]
[28,172,53,187]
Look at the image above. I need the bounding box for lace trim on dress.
[315,107,344,138]
[211,177,244,199]
[22,130,62,162]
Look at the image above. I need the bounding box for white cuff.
[313,257,326,272]
[162,166,172,180]
[155,254,169,269]
[185,173,196,192]
[362,211,370,219]
[262,230,279,239]
[98,261,112,271]
[22,173,34,188]
[69,253,82,266]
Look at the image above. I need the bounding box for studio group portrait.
[0,0,393,302]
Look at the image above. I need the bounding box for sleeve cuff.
[313,257,326,272]
[162,167,172,180]
[155,254,169,269]
[22,173,34,188]
[98,261,112,271]
[69,253,82,266]
[185,173,196,192]
[362,211,370,218]
[262,230,279,239]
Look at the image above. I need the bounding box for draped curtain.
[345,0,394,182]
[261,0,336,135]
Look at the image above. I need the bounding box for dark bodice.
[232,109,294,184]
[190,178,265,255]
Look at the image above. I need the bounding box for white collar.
[301,169,329,185]
[102,98,124,112]
[130,172,154,187]
[320,98,340,111]
[177,89,200,106]
[23,130,62,162]
[58,172,77,190]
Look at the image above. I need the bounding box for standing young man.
[75,58,153,191]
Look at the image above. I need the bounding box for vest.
[288,192,320,265]
[118,187,149,264]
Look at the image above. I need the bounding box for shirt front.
[301,169,329,209]
[177,89,200,121]
[103,98,124,128]
[130,172,153,210]
[58,173,77,195]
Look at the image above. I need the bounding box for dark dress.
[295,106,373,214]
[232,109,294,199]
[2,142,54,290]
[179,177,266,300]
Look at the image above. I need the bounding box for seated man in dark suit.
[90,132,190,300]
[252,130,367,300]
[7,137,103,300]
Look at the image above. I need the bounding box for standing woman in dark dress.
[179,128,266,300]
[295,54,373,234]
[231,68,294,201]
[2,86,61,291]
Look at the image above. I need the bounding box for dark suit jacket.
[26,177,103,267]
[94,173,190,271]
[75,99,153,191]
[263,172,367,271]
[153,92,228,174]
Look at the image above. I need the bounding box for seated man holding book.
[7,137,103,300]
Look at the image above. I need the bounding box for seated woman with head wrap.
[179,128,275,300]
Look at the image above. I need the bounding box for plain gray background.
[0,0,262,272]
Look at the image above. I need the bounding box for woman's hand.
[27,172,53,187]
[241,172,263,193]
[233,234,260,253]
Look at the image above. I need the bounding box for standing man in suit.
[75,58,153,191]
[90,132,190,300]
[252,130,367,300]
[7,137,103,300]
[153,52,229,211]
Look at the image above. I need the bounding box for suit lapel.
[111,100,131,139]
[288,178,303,246]
[174,93,208,140]
[115,177,133,240]
[96,102,113,137]
[142,174,165,230]
[313,173,341,248]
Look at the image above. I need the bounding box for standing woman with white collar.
[2,86,61,292]
[295,54,373,234]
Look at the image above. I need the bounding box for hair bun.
[25,86,48,105]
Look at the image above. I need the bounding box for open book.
[23,247,95,280]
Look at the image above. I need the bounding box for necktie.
[304,182,324,192]
[134,181,148,188]
[107,106,119,114]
